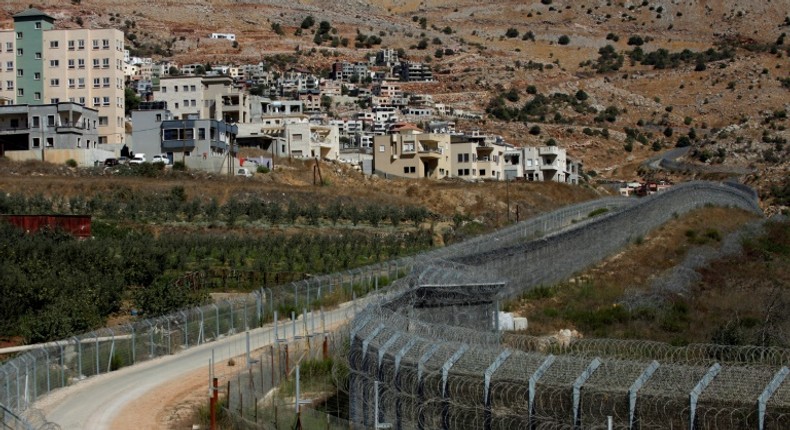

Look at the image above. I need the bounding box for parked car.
[129,154,146,165]
[151,154,171,165]
[117,156,130,165]
[103,158,119,167]
[236,167,253,177]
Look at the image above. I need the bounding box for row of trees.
[0,189,432,228]
[0,222,434,343]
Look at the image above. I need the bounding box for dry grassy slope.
[1,1,787,199]
[0,158,598,223]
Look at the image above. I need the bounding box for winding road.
[35,302,361,429]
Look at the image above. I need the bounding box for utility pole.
[506,178,511,222]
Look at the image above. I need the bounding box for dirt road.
[35,303,360,429]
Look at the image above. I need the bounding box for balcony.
[56,122,86,133]
[162,139,196,151]
[541,162,560,171]
[418,147,442,159]
[539,146,560,156]
[0,125,29,135]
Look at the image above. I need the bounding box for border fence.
[0,180,774,429]
[346,181,790,430]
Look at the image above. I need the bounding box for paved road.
[37,301,362,429]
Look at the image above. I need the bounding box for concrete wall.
[4,148,114,166]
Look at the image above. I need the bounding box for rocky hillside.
[1,1,788,211]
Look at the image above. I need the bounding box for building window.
[32,116,40,128]
[102,58,109,68]
[198,128,206,139]
[457,169,463,176]
[190,100,196,107]
[102,97,110,106]
[78,39,85,50]
[49,41,58,48]
[174,86,178,92]
[190,85,196,91]
[35,22,41,29]
[50,98,59,104]
[99,116,108,126]
[76,138,81,148]
[79,97,85,104]
[5,42,12,52]
[46,137,54,147]
[174,103,179,108]
[68,40,75,50]
[49,60,59,67]
[182,85,188,91]
[34,72,40,80]
[68,79,75,88]
[103,77,110,87]
[16,32,22,39]
[403,166,416,174]
[464,169,470,175]
[34,92,41,101]
[17,48,23,56]
[7,81,14,90]
[93,97,100,106]
[35,52,41,59]
[102,39,110,49]
[480,169,486,176]
[78,59,85,68]
[50,79,59,87]
[99,136,108,144]
[47,115,55,126]
[32,138,40,148]
[78,78,85,88]
[161,86,167,93]
[293,134,303,141]
[156,114,162,122]
[68,59,75,69]
[93,59,100,68]
[92,39,99,49]
[93,78,100,88]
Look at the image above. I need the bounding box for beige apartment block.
[155,76,249,123]
[0,9,125,144]
[373,126,451,179]
[450,136,508,181]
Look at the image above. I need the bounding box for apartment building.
[450,134,509,181]
[372,125,451,179]
[0,102,99,151]
[154,76,249,123]
[0,8,125,144]
[503,145,582,184]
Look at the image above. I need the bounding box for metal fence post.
[57,342,65,387]
[144,320,155,358]
[71,336,83,379]
[128,324,136,365]
[212,303,220,340]
[689,363,721,430]
[196,307,204,345]
[93,332,100,375]
[180,310,189,349]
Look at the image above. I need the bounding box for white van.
[236,167,253,177]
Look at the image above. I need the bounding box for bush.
[558,35,570,45]
[172,161,186,171]
[65,159,78,168]
[256,165,270,174]
[529,125,541,135]
[505,28,519,38]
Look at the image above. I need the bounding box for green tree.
[558,35,571,45]
[124,88,141,114]
[301,16,315,29]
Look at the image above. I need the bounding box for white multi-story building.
[0,8,125,144]
[503,145,582,184]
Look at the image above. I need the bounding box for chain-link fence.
[347,181,790,430]
[0,180,768,429]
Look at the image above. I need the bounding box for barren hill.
[1,1,788,210]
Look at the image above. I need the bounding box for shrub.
[66,159,78,168]
[505,28,519,38]
[256,165,270,174]
[172,161,186,171]
[558,35,570,45]
[529,125,541,135]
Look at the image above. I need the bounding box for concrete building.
[210,33,236,41]
[395,62,434,82]
[503,145,581,183]
[0,101,99,151]
[373,125,451,179]
[0,8,125,144]
[236,115,339,160]
[449,134,509,181]
[131,101,238,168]
[154,75,249,123]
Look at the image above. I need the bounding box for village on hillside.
[0,8,583,186]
